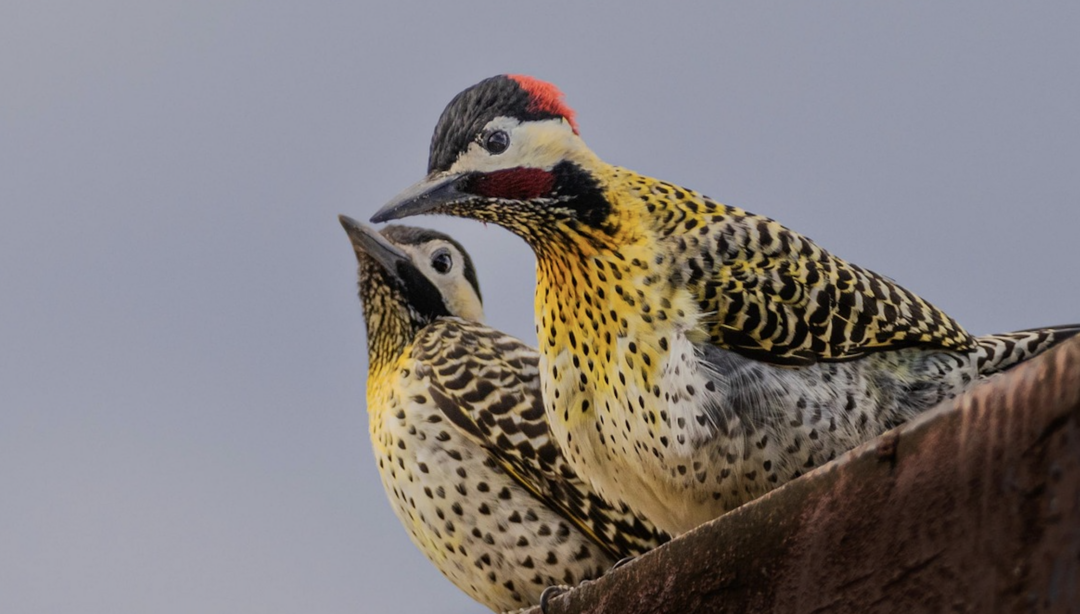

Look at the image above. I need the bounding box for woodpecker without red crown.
[371,75,1079,535]
[341,216,666,611]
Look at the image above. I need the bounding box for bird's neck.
[530,165,740,421]
[532,182,704,421]
[360,291,417,383]
[361,307,417,446]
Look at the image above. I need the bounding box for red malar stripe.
[469,168,555,200]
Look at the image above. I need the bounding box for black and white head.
[340,215,483,331]
[372,75,612,237]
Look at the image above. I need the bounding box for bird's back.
[614,166,976,365]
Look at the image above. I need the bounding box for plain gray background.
[2,2,1078,612]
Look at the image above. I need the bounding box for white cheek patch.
[449,117,581,175]
[449,142,489,174]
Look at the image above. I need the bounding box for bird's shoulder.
[409,317,548,468]
[618,170,975,364]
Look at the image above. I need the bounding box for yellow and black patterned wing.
[631,173,976,365]
[410,317,668,558]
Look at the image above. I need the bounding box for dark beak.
[338,215,410,276]
[370,173,467,223]
[340,214,453,321]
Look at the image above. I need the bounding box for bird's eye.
[431,248,453,274]
[483,130,510,154]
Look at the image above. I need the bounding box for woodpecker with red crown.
[372,74,1080,535]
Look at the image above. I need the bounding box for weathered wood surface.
[529,336,1080,614]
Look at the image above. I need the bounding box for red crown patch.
[508,75,579,135]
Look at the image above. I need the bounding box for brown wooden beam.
[528,336,1080,614]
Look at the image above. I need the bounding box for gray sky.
[2,2,1078,612]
